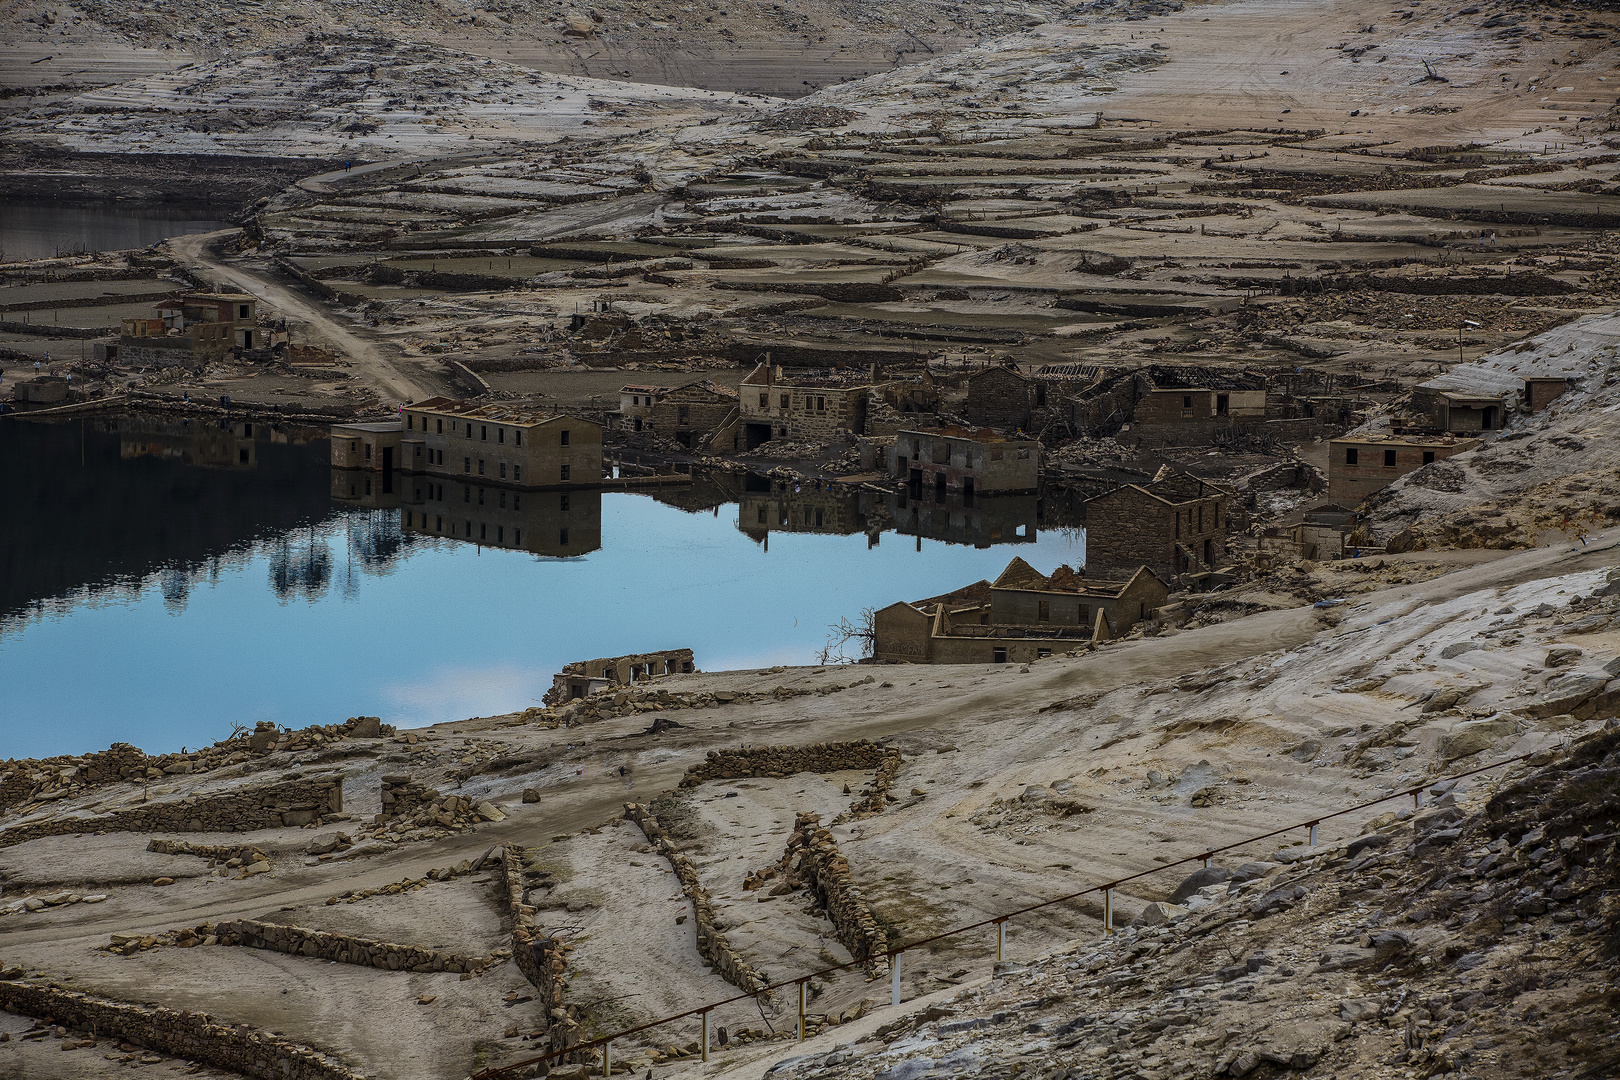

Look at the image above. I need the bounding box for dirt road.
[165,229,450,405]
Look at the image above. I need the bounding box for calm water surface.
[0,201,232,261]
[0,415,1084,760]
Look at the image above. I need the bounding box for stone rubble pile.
[516,677,877,729]
[784,811,892,974]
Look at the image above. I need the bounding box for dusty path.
[165,229,449,405]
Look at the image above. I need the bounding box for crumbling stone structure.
[0,982,365,1080]
[786,812,891,974]
[0,775,343,849]
[146,838,268,864]
[623,802,769,996]
[214,919,492,974]
[679,741,899,787]
[499,844,578,1059]
[379,774,436,817]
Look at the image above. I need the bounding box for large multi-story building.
[737,362,871,448]
[887,428,1039,501]
[397,398,603,489]
[1085,472,1230,584]
[1327,433,1479,503]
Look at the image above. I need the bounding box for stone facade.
[679,742,899,788]
[397,397,603,489]
[888,428,1038,498]
[1327,435,1479,503]
[118,292,262,367]
[1085,474,1230,582]
[964,366,1032,430]
[737,362,870,448]
[1524,377,1569,412]
[0,775,343,849]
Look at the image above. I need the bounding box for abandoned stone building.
[398,483,602,557]
[1411,367,1574,434]
[737,362,870,449]
[330,422,403,474]
[872,556,1168,664]
[737,479,876,545]
[1085,471,1231,584]
[118,292,261,366]
[618,379,738,447]
[1126,365,1267,440]
[545,648,696,703]
[1327,433,1479,502]
[1258,503,1359,562]
[964,365,1034,430]
[396,398,603,489]
[887,428,1039,501]
[1524,376,1570,412]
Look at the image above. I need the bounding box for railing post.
[1103,889,1113,936]
[891,950,902,1006]
[602,1040,611,1077]
[1202,854,1211,869]
[1412,789,1422,810]
[798,979,807,1041]
[995,919,1006,962]
[1309,823,1319,848]
[701,1010,710,1062]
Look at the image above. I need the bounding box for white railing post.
[798,980,807,1041]
[1309,823,1319,847]
[996,919,1006,962]
[891,951,902,1006]
[1103,889,1113,936]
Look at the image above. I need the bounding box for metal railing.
[471,750,1538,1079]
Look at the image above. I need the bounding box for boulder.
[1523,673,1609,718]
[1132,901,1188,927]
[1288,739,1321,762]
[1440,716,1520,762]
[1168,865,1232,904]
[1439,641,1481,660]
[475,801,506,822]
[306,832,343,856]
[1019,785,1050,805]
[563,14,595,36]
[349,716,382,739]
[522,788,542,803]
[1345,832,1393,859]
[1545,646,1582,668]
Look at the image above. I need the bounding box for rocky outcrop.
[623,802,769,996]
[0,982,366,1080]
[0,775,343,849]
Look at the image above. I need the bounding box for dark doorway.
[1203,537,1212,565]
[743,423,771,449]
[1482,406,1497,429]
[1216,393,1229,416]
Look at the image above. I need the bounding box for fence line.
[471,750,1538,1079]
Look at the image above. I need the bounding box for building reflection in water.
[331,469,603,557]
[889,488,1040,549]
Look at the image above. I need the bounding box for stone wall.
[499,844,576,1057]
[146,838,268,864]
[380,774,437,817]
[0,776,343,849]
[214,919,491,975]
[623,802,769,996]
[964,367,1032,430]
[0,982,366,1080]
[786,813,890,973]
[679,742,899,788]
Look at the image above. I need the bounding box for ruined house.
[118,292,260,366]
[1127,365,1267,438]
[1085,471,1230,584]
[398,398,603,489]
[888,428,1039,502]
[964,365,1033,430]
[1327,433,1479,503]
[545,648,696,703]
[872,556,1168,665]
[737,362,870,448]
[617,380,737,447]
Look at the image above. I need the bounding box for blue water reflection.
[0,416,1083,759]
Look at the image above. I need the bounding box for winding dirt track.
[165,229,448,405]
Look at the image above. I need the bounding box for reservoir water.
[0,415,1084,760]
[0,201,232,262]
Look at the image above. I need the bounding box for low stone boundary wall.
[499,844,576,1057]
[623,802,769,996]
[787,812,890,974]
[146,838,268,863]
[0,776,343,849]
[380,774,436,817]
[214,919,490,975]
[677,741,904,822]
[0,982,366,1080]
